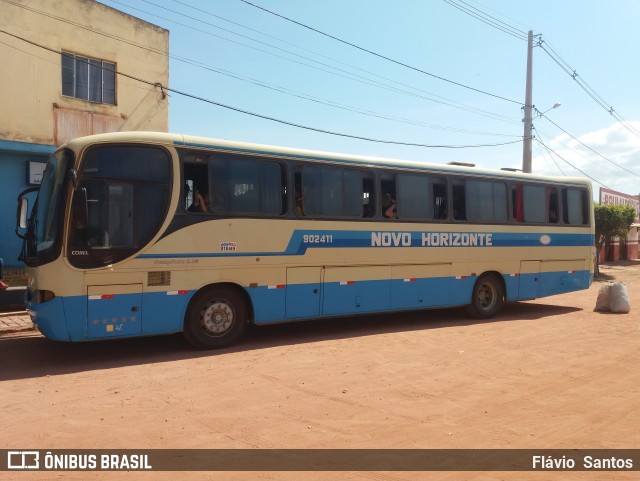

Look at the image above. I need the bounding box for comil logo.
[8,451,40,469]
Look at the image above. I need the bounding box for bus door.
[87,284,143,338]
[518,261,540,300]
[286,267,322,319]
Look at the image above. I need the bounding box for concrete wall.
[600,227,640,263]
[0,0,169,144]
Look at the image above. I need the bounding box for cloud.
[533,121,640,196]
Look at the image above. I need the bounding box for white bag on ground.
[594,283,611,312]
[609,282,631,314]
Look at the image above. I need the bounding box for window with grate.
[62,52,116,105]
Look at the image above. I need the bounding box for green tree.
[594,204,637,276]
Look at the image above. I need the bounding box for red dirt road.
[1,262,639,480]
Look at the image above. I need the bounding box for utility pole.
[522,30,533,173]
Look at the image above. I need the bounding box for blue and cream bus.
[16,132,594,348]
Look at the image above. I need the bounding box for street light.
[538,103,561,116]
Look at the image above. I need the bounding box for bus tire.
[465,273,504,319]
[183,286,249,349]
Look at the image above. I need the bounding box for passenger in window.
[384,198,398,219]
[294,177,304,216]
[189,190,210,213]
[295,190,304,216]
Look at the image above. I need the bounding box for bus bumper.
[27,297,71,341]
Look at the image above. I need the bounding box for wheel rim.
[476,282,498,311]
[200,300,235,336]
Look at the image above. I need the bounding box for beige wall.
[0,0,169,145]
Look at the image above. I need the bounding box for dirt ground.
[1,262,639,481]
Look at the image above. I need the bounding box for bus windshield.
[67,144,172,268]
[23,148,73,267]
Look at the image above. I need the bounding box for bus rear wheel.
[184,286,248,349]
[465,273,504,319]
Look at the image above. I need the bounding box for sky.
[98,0,640,198]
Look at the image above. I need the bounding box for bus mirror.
[73,188,89,228]
[15,186,39,240]
[18,198,28,229]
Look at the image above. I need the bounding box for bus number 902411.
[303,234,334,244]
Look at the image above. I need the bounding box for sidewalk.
[0,310,34,335]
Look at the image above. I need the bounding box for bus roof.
[63,131,591,187]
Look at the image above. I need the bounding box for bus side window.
[397,174,430,220]
[294,171,304,216]
[452,180,466,221]
[548,188,559,224]
[380,173,397,219]
[512,184,524,222]
[362,173,375,218]
[432,178,447,220]
[182,153,211,213]
[519,184,559,224]
[563,188,589,225]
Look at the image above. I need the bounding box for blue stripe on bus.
[29,269,591,341]
[248,270,591,324]
[137,230,595,259]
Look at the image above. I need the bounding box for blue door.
[286,267,322,319]
[87,284,143,338]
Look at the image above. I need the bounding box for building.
[599,187,640,261]
[0,0,169,285]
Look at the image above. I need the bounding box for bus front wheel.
[184,286,249,349]
[465,273,504,319]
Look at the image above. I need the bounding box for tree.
[594,204,637,276]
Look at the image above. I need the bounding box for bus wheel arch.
[464,271,505,319]
[183,283,253,349]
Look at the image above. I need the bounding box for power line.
[62,0,519,124]
[238,0,523,105]
[533,137,610,189]
[538,37,640,140]
[101,0,522,124]
[1,0,167,56]
[537,109,640,178]
[532,126,566,175]
[164,0,521,123]
[463,0,530,31]
[534,140,562,176]
[0,29,523,150]
[4,0,518,127]
[168,87,523,149]
[176,55,520,137]
[439,0,640,143]
[442,0,528,41]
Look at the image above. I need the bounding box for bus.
[16,132,594,349]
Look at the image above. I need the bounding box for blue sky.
[100,0,640,198]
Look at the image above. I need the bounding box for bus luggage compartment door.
[87,284,143,338]
[518,261,540,300]
[323,266,391,316]
[286,267,322,319]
